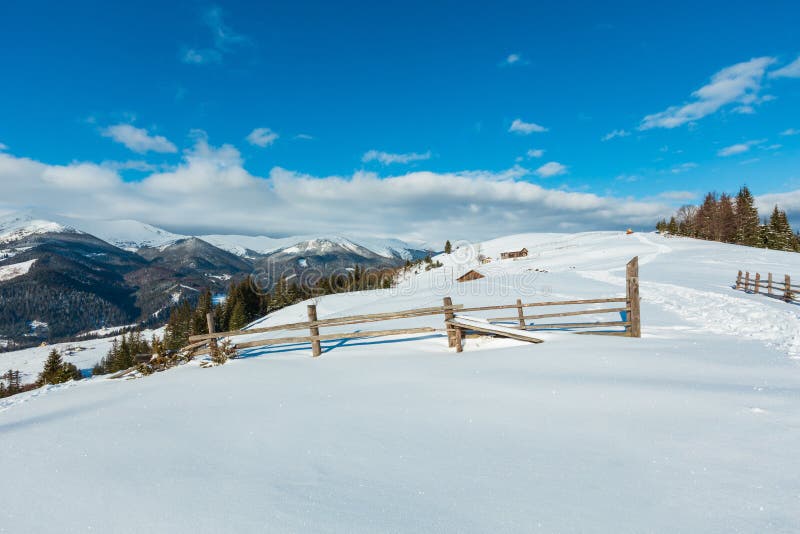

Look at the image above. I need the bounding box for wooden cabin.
[500,247,528,260]
[457,269,485,283]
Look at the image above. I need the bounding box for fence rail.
[734,270,795,301]
[187,256,642,357]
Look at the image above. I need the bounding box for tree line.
[655,185,799,252]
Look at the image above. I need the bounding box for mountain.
[0,211,429,347]
[77,219,186,251]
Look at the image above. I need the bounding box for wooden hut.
[500,247,528,260]
[457,269,485,283]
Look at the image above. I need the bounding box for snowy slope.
[76,219,186,250]
[0,211,77,244]
[1,232,800,533]
[202,233,425,259]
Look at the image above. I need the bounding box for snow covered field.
[1,232,800,533]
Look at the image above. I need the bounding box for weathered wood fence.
[735,270,796,302]
[186,257,642,357]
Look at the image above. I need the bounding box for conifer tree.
[735,186,760,247]
[444,240,452,254]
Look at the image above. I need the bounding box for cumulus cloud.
[509,118,548,134]
[769,55,800,79]
[640,57,776,130]
[601,129,630,141]
[756,190,800,227]
[362,150,431,165]
[526,149,544,158]
[101,124,178,154]
[535,161,567,177]
[246,127,279,147]
[0,140,674,242]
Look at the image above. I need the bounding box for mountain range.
[0,211,429,349]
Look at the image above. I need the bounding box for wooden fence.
[186,256,642,357]
[735,270,796,302]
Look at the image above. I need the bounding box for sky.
[1,0,800,242]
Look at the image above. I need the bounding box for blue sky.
[1,1,800,240]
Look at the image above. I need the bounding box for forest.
[655,185,799,252]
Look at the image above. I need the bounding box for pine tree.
[735,186,760,246]
[228,299,248,331]
[38,349,81,385]
[718,193,736,243]
[444,240,452,254]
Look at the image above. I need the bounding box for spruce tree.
[444,240,452,254]
[735,186,760,246]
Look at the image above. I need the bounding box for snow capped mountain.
[75,219,186,251]
[203,233,427,260]
[0,211,78,245]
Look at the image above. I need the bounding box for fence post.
[443,297,456,348]
[745,272,750,292]
[307,304,322,357]
[754,273,760,294]
[516,299,526,329]
[736,270,742,290]
[454,326,463,353]
[626,256,641,338]
[785,275,792,302]
[768,273,773,295]
[206,311,217,352]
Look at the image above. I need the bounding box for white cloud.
[0,142,7,151]
[362,150,431,165]
[509,119,548,134]
[501,53,523,66]
[669,162,698,174]
[769,55,800,79]
[181,48,222,65]
[601,129,630,141]
[535,161,567,177]
[294,134,314,140]
[101,124,178,154]
[181,7,248,65]
[246,127,279,147]
[717,143,750,157]
[526,149,545,158]
[640,57,776,130]
[717,139,765,157]
[0,141,672,242]
[780,128,799,136]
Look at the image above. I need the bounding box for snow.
[77,218,186,250]
[1,232,800,533]
[0,212,75,244]
[202,233,423,259]
[0,258,36,281]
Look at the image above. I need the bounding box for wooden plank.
[524,320,630,330]
[736,270,742,290]
[233,327,439,350]
[308,304,321,357]
[574,331,629,336]
[454,325,463,353]
[188,304,461,342]
[489,307,628,322]
[516,299,526,329]
[754,272,761,294]
[768,272,773,295]
[447,320,544,343]
[458,297,627,313]
[443,297,456,348]
[785,274,792,302]
[626,256,641,338]
[745,271,750,292]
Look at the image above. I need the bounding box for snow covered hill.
[2,231,800,533]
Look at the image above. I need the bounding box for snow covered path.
[2,232,800,533]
